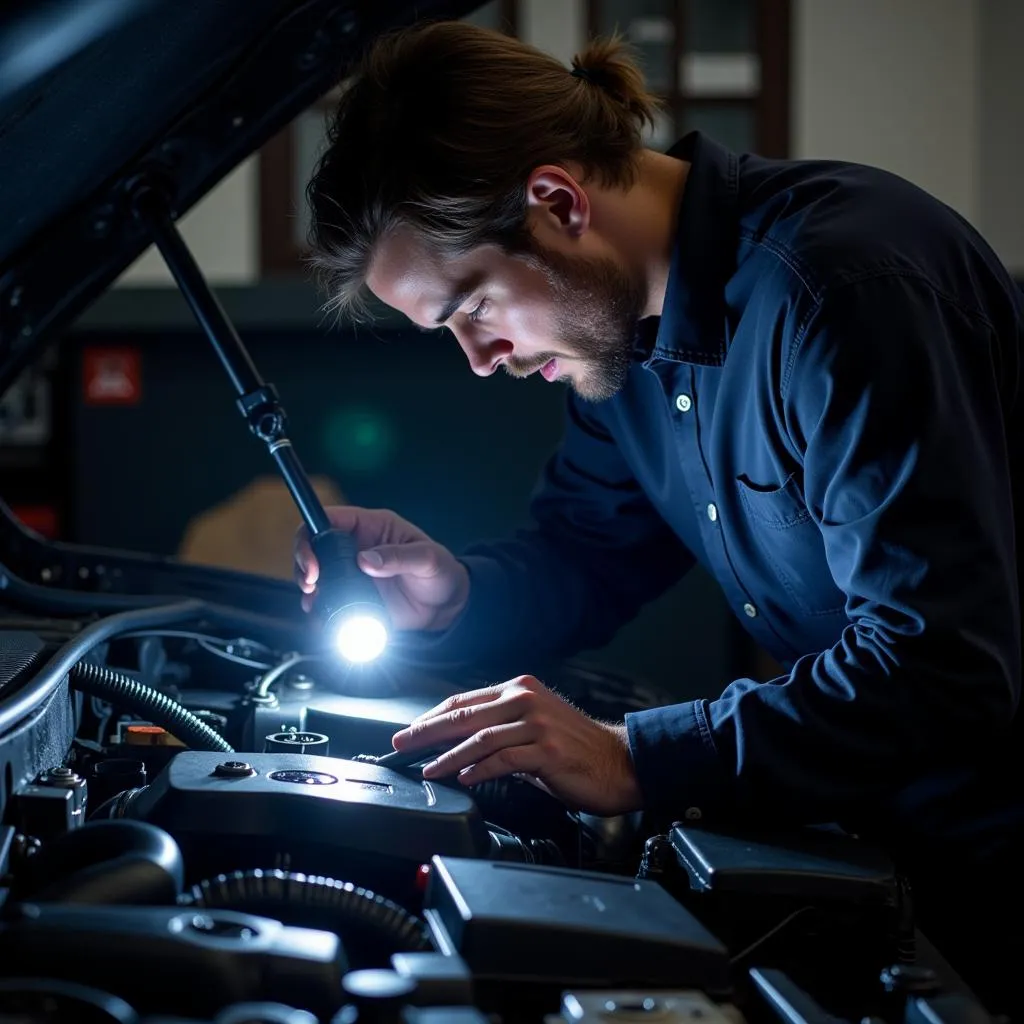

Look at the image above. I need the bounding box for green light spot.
[322,408,397,473]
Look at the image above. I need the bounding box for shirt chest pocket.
[736,473,846,616]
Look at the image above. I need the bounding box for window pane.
[681,52,760,96]
[596,0,675,94]
[682,0,757,96]
[683,104,755,153]
[686,0,754,52]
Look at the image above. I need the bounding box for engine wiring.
[117,627,406,701]
[117,629,278,671]
[255,651,320,698]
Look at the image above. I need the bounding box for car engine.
[0,591,991,1024]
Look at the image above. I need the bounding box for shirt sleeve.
[402,390,694,675]
[626,273,1020,824]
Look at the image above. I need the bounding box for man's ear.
[525,165,590,239]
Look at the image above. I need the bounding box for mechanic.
[295,21,1024,1013]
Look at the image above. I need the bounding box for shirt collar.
[634,132,741,367]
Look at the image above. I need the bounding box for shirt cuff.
[624,699,729,820]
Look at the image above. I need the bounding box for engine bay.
[0,595,991,1023]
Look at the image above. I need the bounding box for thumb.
[358,541,443,579]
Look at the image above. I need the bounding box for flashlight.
[311,528,390,663]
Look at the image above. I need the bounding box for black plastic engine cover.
[667,825,905,1020]
[126,752,490,875]
[424,856,731,997]
[669,824,898,904]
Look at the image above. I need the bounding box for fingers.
[294,506,440,609]
[356,541,444,580]
[408,676,540,727]
[323,505,369,534]
[420,721,537,780]
[293,526,317,594]
[408,683,509,727]
[393,688,511,751]
[294,506,397,604]
[294,506,387,595]
[454,747,547,788]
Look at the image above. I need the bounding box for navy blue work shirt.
[417,133,1024,864]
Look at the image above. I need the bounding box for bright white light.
[334,613,388,663]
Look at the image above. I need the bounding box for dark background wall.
[66,283,757,703]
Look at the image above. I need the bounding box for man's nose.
[453,328,514,377]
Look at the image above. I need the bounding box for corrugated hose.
[70,661,233,754]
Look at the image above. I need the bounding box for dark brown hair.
[306,19,659,321]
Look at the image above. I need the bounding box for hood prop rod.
[128,182,392,659]
[129,182,331,539]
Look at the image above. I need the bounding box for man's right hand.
[293,506,470,632]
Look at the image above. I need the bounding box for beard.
[504,241,647,402]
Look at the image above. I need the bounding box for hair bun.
[569,36,658,128]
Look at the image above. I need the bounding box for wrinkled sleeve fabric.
[627,274,1020,823]
[405,391,694,673]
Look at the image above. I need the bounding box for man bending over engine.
[294,21,1024,1015]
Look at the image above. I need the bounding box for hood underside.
[0,0,482,393]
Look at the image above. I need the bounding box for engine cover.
[125,752,490,888]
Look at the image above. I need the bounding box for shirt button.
[706,503,718,523]
[743,602,758,618]
[675,393,692,413]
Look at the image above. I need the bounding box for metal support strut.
[130,183,331,539]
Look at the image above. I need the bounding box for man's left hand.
[390,675,644,816]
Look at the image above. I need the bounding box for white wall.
[978,0,1024,272]
[116,157,259,286]
[792,0,979,225]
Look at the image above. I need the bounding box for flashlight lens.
[334,614,388,663]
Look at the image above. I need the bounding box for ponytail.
[570,35,660,139]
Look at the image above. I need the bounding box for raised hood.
[0,0,482,394]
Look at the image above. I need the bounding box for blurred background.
[2,0,1020,702]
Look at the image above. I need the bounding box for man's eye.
[467,299,488,323]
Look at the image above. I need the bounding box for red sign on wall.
[11,505,59,539]
[83,347,142,406]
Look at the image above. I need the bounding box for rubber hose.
[0,597,308,737]
[6,820,184,907]
[70,662,233,754]
[0,600,204,735]
[181,869,432,952]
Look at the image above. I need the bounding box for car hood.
[0,0,481,394]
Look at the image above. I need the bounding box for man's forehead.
[369,227,450,292]
[367,226,486,325]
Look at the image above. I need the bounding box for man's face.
[366,224,645,402]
